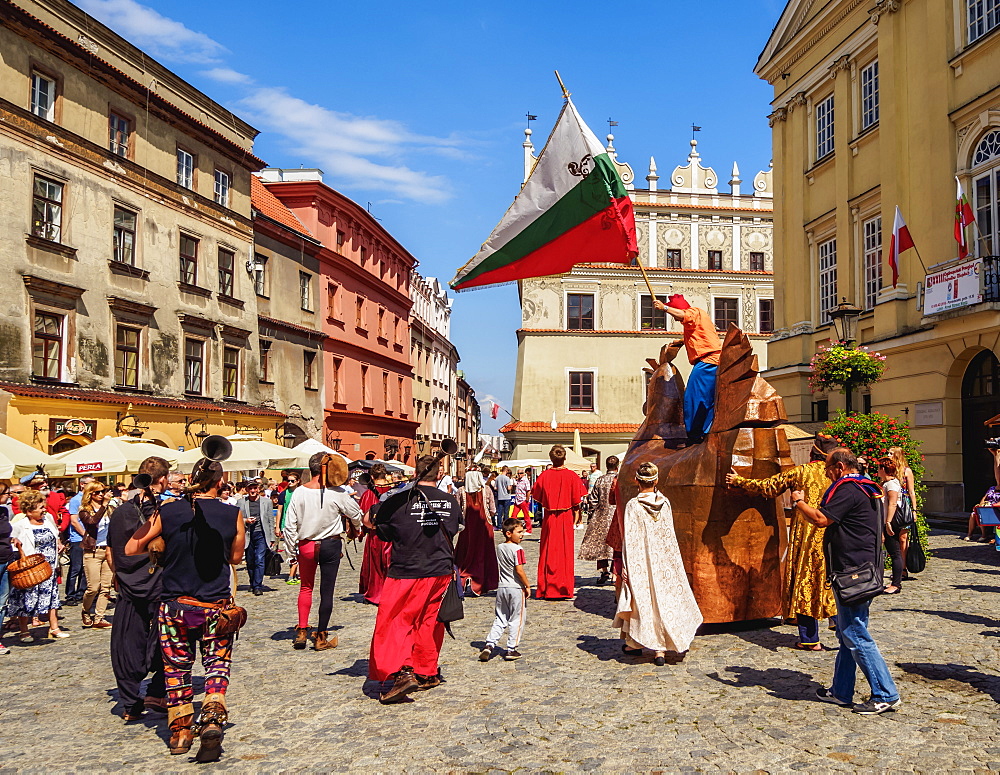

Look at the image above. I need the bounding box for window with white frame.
[32,311,63,380]
[30,72,55,120]
[184,338,204,394]
[115,324,140,388]
[568,371,594,411]
[968,0,1000,44]
[31,176,63,242]
[222,347,239,398]
[214,170,230,207]
[973,130,1000,256]
[113,206,137,265]
[566,293,595,330]
[218,248,235,297]
[818,238,838,324]
[176,148,194,189]
[815,94,835,160]
[863,216,883,310]
[253,253,268,296]
[299,272,312,311]
[860,61,879,131]
[109,112,130,157]
[179,234,198,285]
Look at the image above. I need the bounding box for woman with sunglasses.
[79,482,113,629]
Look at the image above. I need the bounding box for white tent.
[53,436,178,477]
[290,438,351,463]
[175,435,310,472]
[0,432,65,480]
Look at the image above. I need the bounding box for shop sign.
[76,461,102,474]
[924,259,982,315]
[50,417,96,441]
[913,401,943,426]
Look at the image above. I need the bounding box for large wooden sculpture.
[619,326,792,623]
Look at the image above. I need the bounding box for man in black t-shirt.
[791,448,901,716]
[106,455,170,721]
[366,455,461,704]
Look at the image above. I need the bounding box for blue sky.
[78,0,785,434]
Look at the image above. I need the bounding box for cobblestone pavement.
[3,529,1000,772]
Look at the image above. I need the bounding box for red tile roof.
[0,382,285,418]
[499,421,640,434]
[251,176,312,236]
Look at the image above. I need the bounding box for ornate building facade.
[756,0,1000,511]
[0,0,283,454]
[409,273,458,451]
[503,133,774,463]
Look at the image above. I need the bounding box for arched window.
[972,129,1000,256]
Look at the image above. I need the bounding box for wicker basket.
[8,553,53,590]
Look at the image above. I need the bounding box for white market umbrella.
[562,447,592,473]
[176,434,310,473]
[0,432,65,480]
[290,438,351,463]
[53,436,178,477]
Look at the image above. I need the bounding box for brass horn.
[200,435,233,462]
[439,438,458,457]
[132,473,153,489]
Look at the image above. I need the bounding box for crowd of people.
[0,425,958,762]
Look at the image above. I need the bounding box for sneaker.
[252,588,263,596]
[0,642,9,655]
[504,649,522,661]
[479,646,493,662]
[815,687,852,707]
[285,578,300,585]
[379,667,419,704]
[852,698,901,715]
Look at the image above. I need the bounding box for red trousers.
[536,508,575,599]
[368,575,450,681]
[511,501,533,533]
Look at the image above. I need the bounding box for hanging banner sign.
[924,259,982,315]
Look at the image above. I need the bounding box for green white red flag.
[450,98,637,291]
[955,176,976,259]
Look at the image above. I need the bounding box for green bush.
[809,342,887,394]
[822,411,929,554]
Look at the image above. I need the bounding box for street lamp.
[828,298,864,413]
[417,438,426,454]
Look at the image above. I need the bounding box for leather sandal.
[168,714,194,755]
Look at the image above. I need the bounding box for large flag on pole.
[886,206,914,288]
[955,176,976,259]
[450,98,637,291]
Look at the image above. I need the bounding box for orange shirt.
[681,308,722,365]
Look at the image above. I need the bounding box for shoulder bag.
[824,479,886,607]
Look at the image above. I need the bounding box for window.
[32,312,62,380]
[114,325,140,388]
[815,94,835,160]
[664,249,682,269]
[299,272,312,311]
[30,72,55,120]
[383,371,390,409]
[176,148,194,189]
[222,347,239,398]
[811,399,829,422]
[863,216,883,310]
[860,61,879,131]
[179,234,198,285]
[336,230,345,248]
[398,376,406,416]
[569,371,594,411]
[361,365,371,407]
[378,307,386,338]
[218,249,235,297]
[818,238,838,324]
[327,283,340,318]
[113,206,137,265]
[969,0,1000,43]
[108,112,129,157]
[708,250,723,271]
[759,299,774,334]
[356,296,366,328]
[32,176,63,242]
[360,246,367,264]
[184,339,204,394]
[714,297,739,331]
[749,252,765,272]
[260,338,272,382]
[640,295,668,330]
[303,350,316,390]
[973,131,1000,256]
[566,293,595,330]
[253,254,268,296]
[213,170,230,207]
[332,358,343,403]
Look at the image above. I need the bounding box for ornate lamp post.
[828,298,863,413]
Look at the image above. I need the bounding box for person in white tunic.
[613,461,703,665]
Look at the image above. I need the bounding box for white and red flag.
[490,401,500,420]
[955,177,976,259]
[886,206,915,288]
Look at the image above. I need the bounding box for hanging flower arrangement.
[808,341,887,394]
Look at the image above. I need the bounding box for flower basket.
[809,341,887,394]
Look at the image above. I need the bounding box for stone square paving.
[3,528,1000,772]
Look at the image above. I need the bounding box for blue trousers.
[245,522,268,591]
[829,593,899,704]
[684,361,717,437]
[0,560,9,622]
[66,542,86,601]
[496,501,511,529]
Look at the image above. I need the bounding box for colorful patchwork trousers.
[157,600,234,723]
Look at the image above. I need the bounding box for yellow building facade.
[756,0,1000,511]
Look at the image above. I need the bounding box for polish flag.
[886,206,914,288]
[490,401,500,420]
[955,177,976,259]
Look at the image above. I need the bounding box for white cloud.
[78,0,225,63]
[240,88,454,203]
[201,67,253,85]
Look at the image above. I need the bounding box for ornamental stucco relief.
[741,226,773,270]
[699,224,733,269]
[658,224,690,268]
[635,220,650,263]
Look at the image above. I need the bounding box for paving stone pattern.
[3,529,1000,772]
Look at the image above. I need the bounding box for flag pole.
[554,70,570,100]
[634,256,658,299]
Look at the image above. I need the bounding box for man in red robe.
[531,445,588,600]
